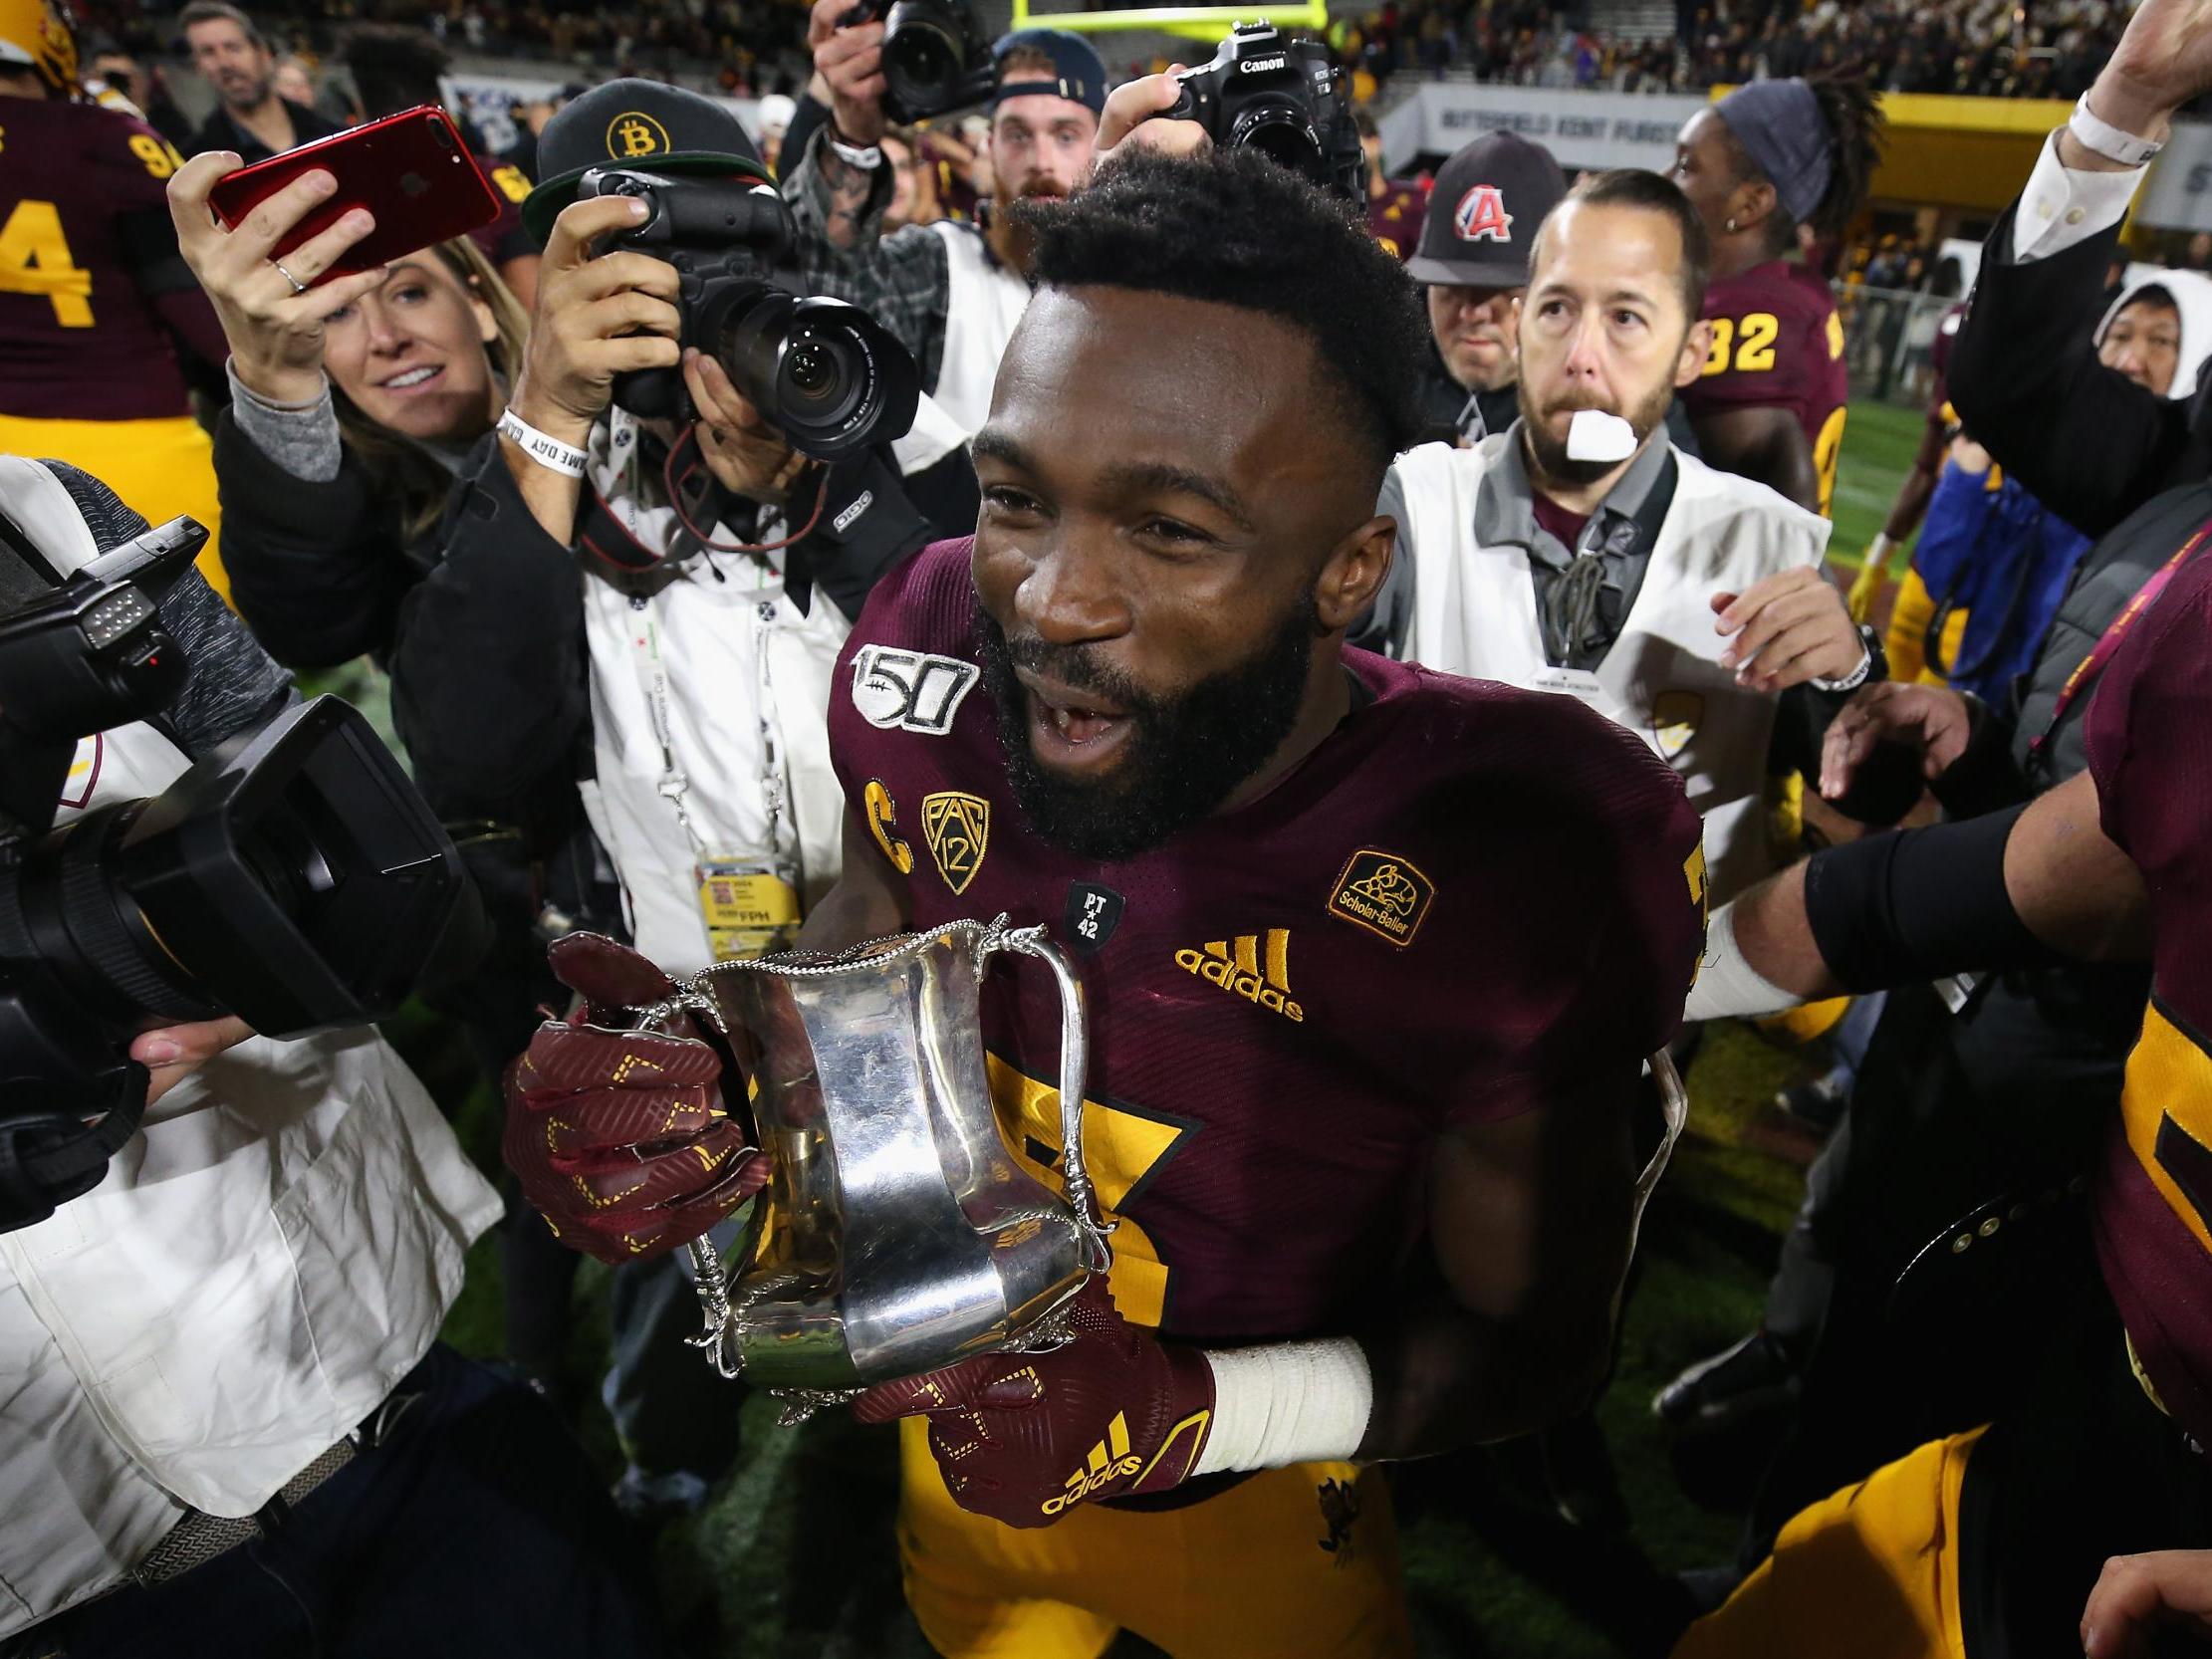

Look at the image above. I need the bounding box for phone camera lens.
[430,120,453,147]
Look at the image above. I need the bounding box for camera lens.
[885,21,960,109]
[786,340,839,401]
[1228,100,1329,190]
[714,289,919,459]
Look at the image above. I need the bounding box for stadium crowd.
[8,0,2212,1654]
[1344,0,2126,95]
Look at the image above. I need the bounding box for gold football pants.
[1674,1425,1984,1659]
[896,1415,1414,1659]
[0,412,229,602]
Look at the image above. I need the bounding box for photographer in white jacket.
[0,456,665,1657]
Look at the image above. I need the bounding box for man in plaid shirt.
[784,5,1108,520]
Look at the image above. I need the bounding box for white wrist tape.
[1685,898,1804,1023]
[828,134,883,169]
[498,407,589,478]
[1866,531,1894,566]
[1191,1337,1372,1478]
[2071,93,2163,167]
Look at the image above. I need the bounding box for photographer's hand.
[1094,72,1211,172]
[503,195,682,540]
[167,152,387,407]
[686,350,809,504]
[131,1017,254,1107]
[812,0,887,148]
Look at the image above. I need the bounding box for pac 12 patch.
[922,791,990,895]
[1327,848,1435,947]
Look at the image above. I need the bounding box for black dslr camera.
[1162,23,1362,202]
[0,511,473,1231]
[838,0,994,121]
[580,167,919,459]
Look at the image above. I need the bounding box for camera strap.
[0,1081,144,1233]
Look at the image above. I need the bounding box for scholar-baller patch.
[1327,848,1435,947]
[922,790,990,895]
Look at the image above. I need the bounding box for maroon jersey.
[0,96,206,421]
[1366,177,1427,263]
[1684,259,1851,518]
[830,539,1707,1343]
[470,151,537,272]
[2085,543,2212,1445]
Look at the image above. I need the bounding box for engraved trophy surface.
[653,917,1110,1413]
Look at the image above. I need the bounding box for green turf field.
[1829,396,1928,572]
[404,401,1920,1656]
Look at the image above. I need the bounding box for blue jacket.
[1912,461,2093,707]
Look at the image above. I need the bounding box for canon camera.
[0,510,473,1231]
[581,167,919,459]
[1162,23,1362,202]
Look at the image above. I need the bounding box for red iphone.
[206,106,503,285]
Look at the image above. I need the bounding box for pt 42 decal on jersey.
[850,644,981,735]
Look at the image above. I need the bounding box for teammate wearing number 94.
[0,0,233,595]
[514,145,1707,1656]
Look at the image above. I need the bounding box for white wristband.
[1684,899,1804,1023]
[2071,93,2163,168]
[828,134,883,169]
[498,407,589,478]
[1191,1337,1372,1478]
[1811,645,1874,694]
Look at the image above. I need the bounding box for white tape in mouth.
[1565,408,1638,464]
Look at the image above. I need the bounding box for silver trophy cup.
[641,916,1112,1416]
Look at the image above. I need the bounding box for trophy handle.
[1626,1049,1687,1262]
[997,923,1115,1273]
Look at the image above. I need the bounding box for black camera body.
[839,0,994,121]
[0,510,473,1230]
[1163,23,1362,202]
[580,167,918,460]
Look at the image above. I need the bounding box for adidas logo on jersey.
[1173,929,1304,1023]
[1042,1411,1143,1516]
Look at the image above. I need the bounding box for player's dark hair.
[344,25,449,119]
[1723,71,1884,258]
[1542,167,1710,321]
[1014,146,1428,481]
[177,1,264,52]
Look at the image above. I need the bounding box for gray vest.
[2013,478,2212,789]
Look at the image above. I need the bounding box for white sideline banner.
[1379,84,1706,174]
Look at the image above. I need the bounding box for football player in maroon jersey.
[0,0,233,596]
[1670,74,1883,518]
[509,141,1708,1655]
[1672,454,2212,1657]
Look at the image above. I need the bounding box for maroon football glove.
[852,1278,1216,1528]
[502,932,770,1265]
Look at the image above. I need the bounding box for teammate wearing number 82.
[1670,73,1884,518]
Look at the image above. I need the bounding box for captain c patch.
[1327,848,1435,947]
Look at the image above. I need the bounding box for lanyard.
[2030,519,2211,758]
[623,592,791,862]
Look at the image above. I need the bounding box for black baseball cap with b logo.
[1405,130,1568,291]
[523,78,771,247]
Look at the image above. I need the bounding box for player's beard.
[991,175,1067,275]
[1518,374,1673,490]
[974,592,1319,862]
